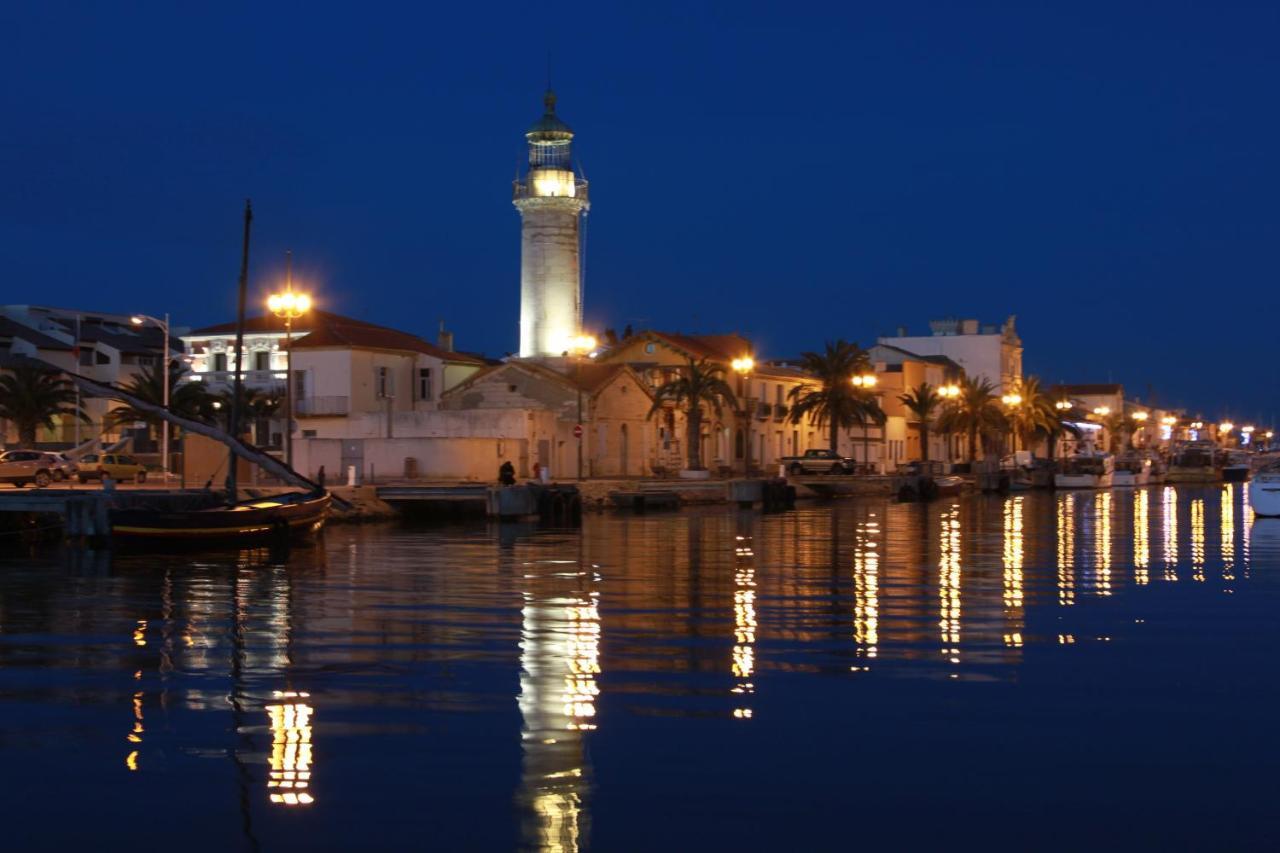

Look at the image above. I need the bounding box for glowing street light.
[568,334,598,356]
[1093,406,1111,417]
[268,252,312,467]
[1132,411,1149,422]
[131,313,171,479]
[1160,415,1177,427]
[1001,393,1022,407]
[1055,399,1072,411]
[732,356,755,474]
[1219,421,1234,434]
[850,373,877,389]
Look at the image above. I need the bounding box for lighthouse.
[514,90,590,359]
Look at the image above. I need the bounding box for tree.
[213,386,282,444]
[648,357,737,471]
[898,382,944,462]
[938,375,1004,461]
[1100,411,1128,454]
[1004,376,1061,454]
[0,363,88,447]
[107,359,217,436]
[787,340,883,456]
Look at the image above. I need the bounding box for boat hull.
[1112,470,1150,487]
[1223,466,1251,483]
[110,492,330,545]
[1165,468,1219,484]
[1250,477,1280,517]
[1055,473,1112,489]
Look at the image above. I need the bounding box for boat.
[1054,450,1114,489]
[1222,450,1252,483]
[1112,454,1152,487]
[1249,460,1280,517]
[110,490,330,544]
[1165,441,1222,484]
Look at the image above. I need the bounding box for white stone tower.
[514,90,590,359]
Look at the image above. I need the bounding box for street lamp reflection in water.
[266,691,315,806]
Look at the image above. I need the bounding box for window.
[375,366,393,398]
[213,353,227,372]
[254,351,269,371]
[645,342,656,354]
[293,369,306,400]
[302,429,317,438]
[775,385,783,405]
[417,368,433,401]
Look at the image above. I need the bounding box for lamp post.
[131,312,170,480]
[267,256,312,468]
[1131,410,1149,448]
[732,356,755,475]
[1001,392,1022,452]
[567,334,598,480]
[939,382,961,463]
[1218,421,1234,447]
[851,372,878,472]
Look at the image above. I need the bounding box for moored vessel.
[1249,461,1280,517]
[1112,454,1152,487]
[1165,441,1221,484]
[1054,450,1114,489]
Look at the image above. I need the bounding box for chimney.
[437,320,454,353]
[896,325,907,337]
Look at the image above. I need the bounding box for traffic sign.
[573,424,584,439]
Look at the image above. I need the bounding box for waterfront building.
[514,90,590,359]
[439,361,653,479]
[877,316,1023,394]
[597,331,826,473]
[0,304,177,448]
[868,344,963,464]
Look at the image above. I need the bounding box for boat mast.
[227,199,253,501]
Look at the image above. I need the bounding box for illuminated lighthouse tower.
[514,90,590,359]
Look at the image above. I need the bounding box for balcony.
[756,402,771,420]
[773,404,789,422]
[295,396,349,417]
[194,369,285,390]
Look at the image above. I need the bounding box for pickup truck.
[781,448,855,475]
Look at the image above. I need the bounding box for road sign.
[573,424,584,439]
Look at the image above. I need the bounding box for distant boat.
[1249,460,1280,517]
[1055,450,1114,489]
[1112,454,1152,487]
[1165,441,1222,484]
[1222,451,1252,483]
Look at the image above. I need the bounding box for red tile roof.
[188,310,485,364]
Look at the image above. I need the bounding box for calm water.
[3,486,1280,850]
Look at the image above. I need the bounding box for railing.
[512,176,590,204]
[756,402,771,420]
[295,396,350,417]
[773,404,789,421]
[192,370,285,389]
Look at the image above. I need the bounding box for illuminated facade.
[515,90,590,359]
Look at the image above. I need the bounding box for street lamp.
[267,257,312,468]
[850,372,878,470]
[732,356,755,475]
[1093,406,1111,417]
[1055,399,1072,411]
[131,312,171,480]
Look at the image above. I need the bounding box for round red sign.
[573,424,584,439]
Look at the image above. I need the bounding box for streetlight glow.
[850,373,877,389]
[731,356,755,374]
[1132,411,1149,422]
[1093,406,1111,417]
[269,259,314,468]
[1219,421,1234,433]
[939,384,961,399]
[1001,393,1022,407]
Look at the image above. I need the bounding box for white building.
[514,90,590,359]
[877,316,1023,394]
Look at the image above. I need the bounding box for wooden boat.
[1055,450,1114,489]
[1222,451,1252,483]
[1112,454,1152,487]
[110,490,330,544]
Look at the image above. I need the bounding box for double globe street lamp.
[731,356,755,475]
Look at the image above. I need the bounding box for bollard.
[347,465,357,487]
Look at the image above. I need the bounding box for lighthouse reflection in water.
[4,486,1280,850]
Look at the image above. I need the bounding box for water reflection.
[1134,490,1150,585]
[732,524,757,715]
[0,488,1270,849]
[266,691,315,806]
[1003,497,1024,648]
[939,505,962,669]
[853,515,879,665]
[518,561,601,852]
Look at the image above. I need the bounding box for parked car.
[41,452,78,481]
[780,448,856,475]
[0,450,57,488]
[78,453,148,484]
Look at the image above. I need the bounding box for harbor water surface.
[4,485,1280,850]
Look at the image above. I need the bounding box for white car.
[0,450,57,488]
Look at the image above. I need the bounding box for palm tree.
[938,375,1004,462]
[787,340,883,456]
[1005,376,1061,454]
[1100,411,1128,454]
[648,357,738,471]
[0,363,88,447]
[899,382,944,462]
[107,360,216,435]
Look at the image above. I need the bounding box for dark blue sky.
[3,2,1277,419]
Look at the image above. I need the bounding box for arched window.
[735,429,745,459]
